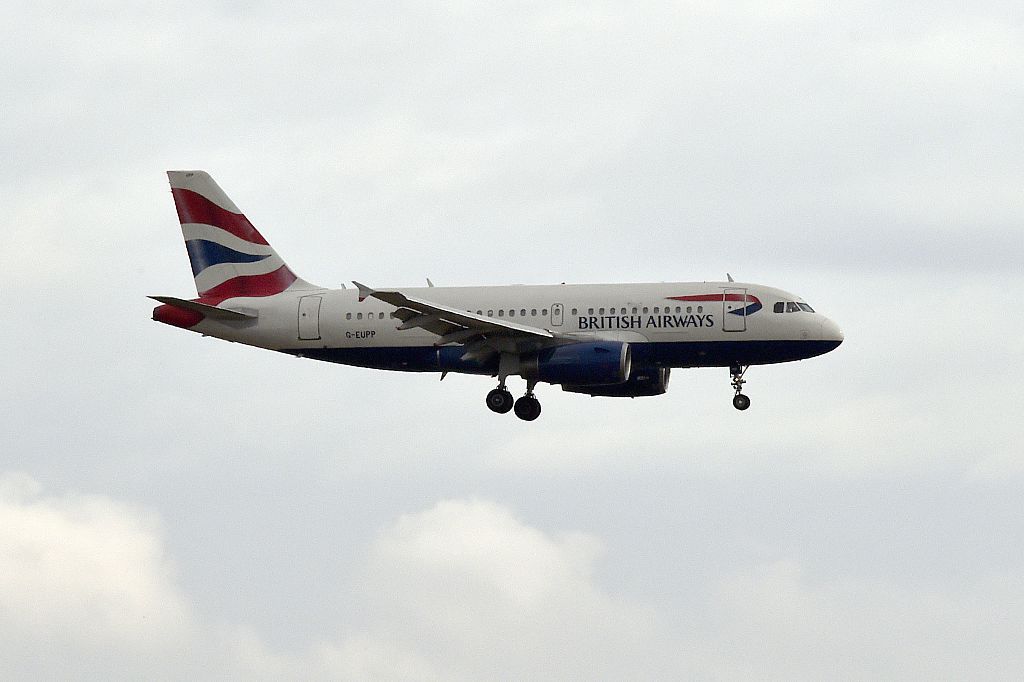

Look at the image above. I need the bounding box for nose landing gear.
[730,363,751,410]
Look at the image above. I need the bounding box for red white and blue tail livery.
[152,171,843,420]
[170,170,313,301]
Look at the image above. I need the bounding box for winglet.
[352,281,375,302]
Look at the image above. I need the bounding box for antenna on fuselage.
[727,273,735,282]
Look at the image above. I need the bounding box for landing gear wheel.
[486,388,514,414]
[513,395,542,421]
[729,364,751,411]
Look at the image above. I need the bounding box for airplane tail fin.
[167,170,317,302]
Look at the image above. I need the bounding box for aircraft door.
[722,288,747,332]
[298,295,322,340]
[551,303,564,327]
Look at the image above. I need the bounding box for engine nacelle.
[523,342,631,387]
[563,365,670,397]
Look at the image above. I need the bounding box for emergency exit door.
[298,295,322,340]
[550,303,564,327]
[722,288,748,332]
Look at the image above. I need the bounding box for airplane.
[151,171,844,420]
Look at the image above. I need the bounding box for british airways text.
[577,314,714,331]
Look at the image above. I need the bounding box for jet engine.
[522,341,631,387]
[563,364,670,397]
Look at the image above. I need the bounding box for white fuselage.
[187,280,842,375]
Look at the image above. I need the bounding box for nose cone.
[819,317,844,347]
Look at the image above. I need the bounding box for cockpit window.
[775,300,816,313]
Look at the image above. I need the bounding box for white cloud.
[299,498,1024,680]
[0,473,192,678]
[354,498,673,680]
[3,478,1022,680]
[0,481,666,679]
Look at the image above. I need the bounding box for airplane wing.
[352,281,555,347]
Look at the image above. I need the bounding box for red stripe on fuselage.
[171,187,269,245]
[197,265,297,303]
[668,293,761,303]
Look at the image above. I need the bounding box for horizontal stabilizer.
[149,296,256,321]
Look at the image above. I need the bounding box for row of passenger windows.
[478,308,549,317]
[774,301,815,313]
[577,305,702,315]
[471,306,703,317]
[348,309,555,320]
[346,305,706,321]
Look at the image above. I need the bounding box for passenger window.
[588,308,594,315]
[509,309,515,317]
[774,302,785,313]
[521,309,526,316]
[787,302,800,313]
[643,307,649,314]
[531,309,537,316]
[632,307,638,314]
[379,312,385,320]
[541,308,548,316]
[654,306,660,314]
[675,306,681,313]
[488,310,494,317]
[499,310,504,316]
[346,312,352,320]
[698,306,703,313]
[599,308,605,315]
[571,308,578,315]
[357,312,363,320]
[476,310,482,315]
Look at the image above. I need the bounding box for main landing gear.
[486,380,542,421]
[486,386,514,414]
[513,392,542,421]
[730,363,751,411]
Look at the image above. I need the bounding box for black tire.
[513,396,542,421]
[486,388,514,414]
[732,393,751,411]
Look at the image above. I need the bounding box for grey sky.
[2,1,1023,679]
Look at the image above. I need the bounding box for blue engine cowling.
[524,342,631,387]
[563,365,670,397]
